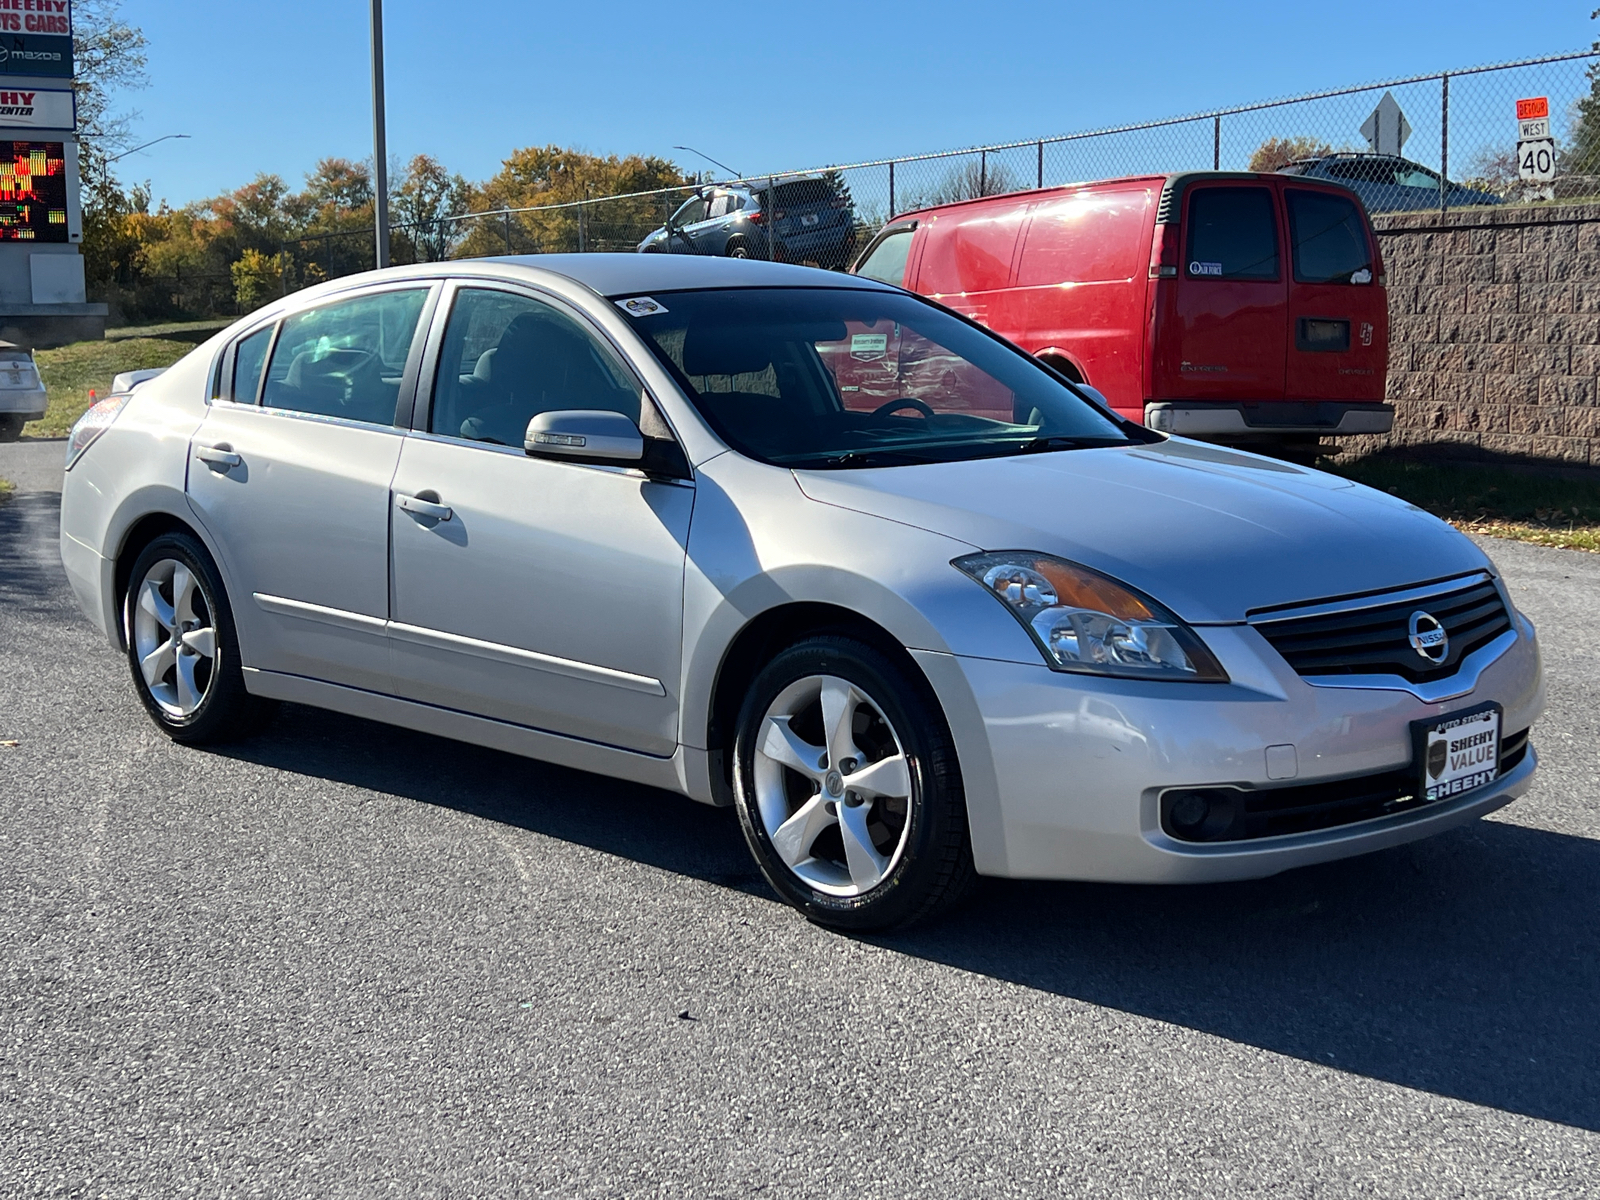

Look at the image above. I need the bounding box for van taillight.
[1149,224,1179,279]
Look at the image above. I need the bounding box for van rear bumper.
[1144,401,1393,437]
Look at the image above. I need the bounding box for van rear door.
[1151,182,1286,401]
[1282,186,1387,403]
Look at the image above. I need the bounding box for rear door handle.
[396,492,453,522]
[195,444,242,470]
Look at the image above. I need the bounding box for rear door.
[1283,186,1387,402]
[1151,182,1286,401]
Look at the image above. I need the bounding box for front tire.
[123,532,272,744]
[732,635,974,931]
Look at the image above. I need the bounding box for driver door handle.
[396,492,453,522]
[195,443,242,470]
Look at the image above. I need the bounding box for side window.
[707,192,732,219]
[1286,190,1374,284]
[231,324,274,404]
[431,288,642,447]
[1185,187,1279,280]
[854,227,915,286]
[674,195,707,226]
[261,289,428,425]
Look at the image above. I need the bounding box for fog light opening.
[1163,788,1243,842]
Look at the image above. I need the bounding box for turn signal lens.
[954,552,1227,682]
[65,393,131,470]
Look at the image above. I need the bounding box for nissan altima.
[58,255,1543,930]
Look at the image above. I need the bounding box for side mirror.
[525,409,644,465]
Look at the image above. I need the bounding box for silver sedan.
[58,256,1543,930]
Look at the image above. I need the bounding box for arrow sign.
[1360,91,1412,156]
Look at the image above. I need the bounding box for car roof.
[295,253,895,303]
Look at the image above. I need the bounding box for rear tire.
[727,239,752,259]
[732,635,975,931]
[0,413,24,442]
[123,532,274,744]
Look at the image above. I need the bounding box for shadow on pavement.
[0,492,68,614]
[220,701,1600,1134]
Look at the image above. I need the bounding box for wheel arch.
[704,601,954,804]
[111,509,215,649]
[1034,347,1087,384]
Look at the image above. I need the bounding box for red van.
[851,172,1391,457]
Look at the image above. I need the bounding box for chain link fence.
[234,48,1600,305]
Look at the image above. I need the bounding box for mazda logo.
[1408,611,1449,664]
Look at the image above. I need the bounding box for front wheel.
[732,635,974,931]
[124,532,273,744]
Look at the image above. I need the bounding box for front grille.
[1251,575,1512,683]
[1161,729,1530,842]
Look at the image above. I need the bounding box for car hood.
[793,438,1491,624]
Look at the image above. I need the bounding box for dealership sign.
[0,0,71,78]
[0,85,70,129]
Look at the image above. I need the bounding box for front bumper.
[1145,401,1393,438]
[0,383,48,421]
[912,612,1543,882]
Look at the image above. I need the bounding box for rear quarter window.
[1184,187,1279,280]
[1016,189,1152,286]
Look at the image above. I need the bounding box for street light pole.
[672,145,741,180]
[370,0,390,269]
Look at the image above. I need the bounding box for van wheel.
[124,532,274,744]
[732,635,975,931]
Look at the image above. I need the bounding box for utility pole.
[371,0,391,269]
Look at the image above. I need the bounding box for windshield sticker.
[1351,268,1373,284]
[1189,261,1224,277]
[850,333,888,361]
[616,296,669,317]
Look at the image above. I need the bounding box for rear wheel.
[726,239,752,259]
[732,635,974,931]
[0,413,24,442]
[124,533,273,744]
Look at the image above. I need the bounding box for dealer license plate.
[1412,704,1501,804]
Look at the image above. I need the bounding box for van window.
[855,227,914,286]
[1016,190,1151,286]
[1185,187,1278,280]
[917,207,1026,295]
[1286,190,1373,284]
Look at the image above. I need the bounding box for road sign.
[1518,138,1556,182]
[1519,116,1550,140]
[1360,91,1411,156]
[1516,96,1550,121]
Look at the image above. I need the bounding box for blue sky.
[115,0,1593,206]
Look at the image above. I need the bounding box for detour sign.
[1517,97,1550,121]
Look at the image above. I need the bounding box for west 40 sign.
[0,0,70,79]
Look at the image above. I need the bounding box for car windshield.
[620,287,1135,468]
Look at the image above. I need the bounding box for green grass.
[1330,456,1600,552]
[0,477,12,504]
[22,336,199,439]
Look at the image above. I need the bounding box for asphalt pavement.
[3,436,1598,1198]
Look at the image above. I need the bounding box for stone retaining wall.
[1357,202,1600,468]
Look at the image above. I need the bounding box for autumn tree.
[391,155,471,262]
[1247,136,1333,173]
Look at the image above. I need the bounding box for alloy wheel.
[131,557,217,717]
[752,674,913,896]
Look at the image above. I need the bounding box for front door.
[185,285,434,692]
[388,285,693,756]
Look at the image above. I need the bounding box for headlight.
[953,551,1228,682]
[65,393,131,470]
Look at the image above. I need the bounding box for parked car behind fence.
[638,175,857,270]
